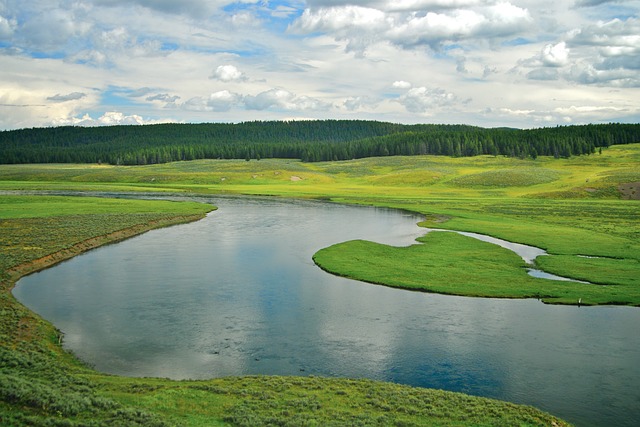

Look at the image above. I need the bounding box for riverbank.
[0,194,572,426]
[5,214,208,288]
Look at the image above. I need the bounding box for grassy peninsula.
[3,142,640,425]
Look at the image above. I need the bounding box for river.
[13,196,640,427]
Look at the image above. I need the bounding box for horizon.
[1,1,639,131]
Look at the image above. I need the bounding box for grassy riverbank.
[0,195,571,426]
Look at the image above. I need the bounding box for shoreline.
[4,213,207,292]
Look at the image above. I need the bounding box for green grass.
[0,195,211,219]
[0,144,637,199]
[536,255,640,287]
[450,167,562,187]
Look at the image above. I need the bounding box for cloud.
[244,88,299,110]
[52,111,153,127]
[18,8,91,50]
[396,86,459,113]
[569,18,640,49]
[526,68,559,81]
[574,0,625,7]
[516,17,640,87]
[146,93,180,103]
[129,87,154,98]
[291,1,532,53]
[0,15,17,39]
[563,17,640,86]
[93,0,218,18]
[568,18,640,68]
[541,42,570,67]
[305,1,484,12]
[184,90,241,112]
[244,88,331,111]
[566,63,640,87]
[47,92,87,102]
[342,96,378,111]
[210,65,248,82]
[270,5,300,19]
[392,80,412,89]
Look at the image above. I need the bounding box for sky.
[0,0,639,130]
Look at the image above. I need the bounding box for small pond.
[13,196,640,427]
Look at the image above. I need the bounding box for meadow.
[2,144,640,425]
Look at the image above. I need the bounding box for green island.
[2,131,640,426]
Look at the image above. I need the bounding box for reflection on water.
[13,197,640,427]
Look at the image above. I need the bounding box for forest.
[1,120,639,165]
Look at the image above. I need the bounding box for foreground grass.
[0,195,570,426]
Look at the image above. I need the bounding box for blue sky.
[0,0,639,129]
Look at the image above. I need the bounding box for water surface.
[13,197,640,427]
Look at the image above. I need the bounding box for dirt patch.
[619,182,640,200]
[290,176,303,181]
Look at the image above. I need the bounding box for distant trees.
[1,121,639,165]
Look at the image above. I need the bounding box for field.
[2,144,640,425]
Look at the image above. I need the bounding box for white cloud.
[561,18,640,86]
[293,6,387,33]
[305,1,484,11]
[396,86,459,113]
[244,88,331,111]
[526,68,559,81]
[244,88,294,110]
[569,18,640,50]
[566,62,640,87]
[210,65,248,82]
[52,111,162,127]
[291,1,532,52]
[392,80,412,89]
[271,5,300,19]
[19,8,90,50]
[184,90,241,112]
[340,95,380,112]
[0,15,17,39]
[541,42,570,67]
[93,0,220,18]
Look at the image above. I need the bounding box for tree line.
[1,120,639,165]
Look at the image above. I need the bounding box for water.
[13,197,640,427]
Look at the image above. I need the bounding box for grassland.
[2,144,639,425]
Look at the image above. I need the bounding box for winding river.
[13,196,640,427]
